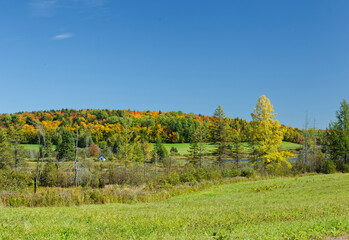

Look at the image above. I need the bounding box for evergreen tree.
[187,141,200,166]
[210,105,231,170]
[169,147,177,171]
[229,128,244,169]
[153,137,168,163]
[56,128,75,160]
[40,134,53,160]
[327,99,349,167]
[188,121,208,167]
[0,128,11,169]
[8,124,26,168]
[118,116,135,168]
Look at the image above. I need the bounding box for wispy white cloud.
[29,0,108,17]
[29,0,58,17]
[52,33,74,40]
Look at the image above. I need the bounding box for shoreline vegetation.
[0,176,250,208]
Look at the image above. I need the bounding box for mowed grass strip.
[279,141,302,151]
[163,141,301,155]
[20,144,41,150]
[1,174,348,239]
[162,143,217,155]
[20,144,56,151]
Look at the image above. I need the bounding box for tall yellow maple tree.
[251,95,293,171]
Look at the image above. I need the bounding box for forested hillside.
[0,108,302,146]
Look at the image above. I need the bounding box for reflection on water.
[225,158,299,162]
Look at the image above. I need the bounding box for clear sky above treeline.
[0,0,348,129]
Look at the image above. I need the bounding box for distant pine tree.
[56,128,75,161]
[0,129,11,169]
[210,105,231,170]
[229,128,244,169]
[153,138,168,163]
[187,142,199,166]
[327,99,349,167]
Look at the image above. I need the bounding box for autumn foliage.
[0,109,302,145]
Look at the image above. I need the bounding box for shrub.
[0,169,31,191]
[40,162,58,187]
[157,167,224,187]
[265,161,292,176]
[179,169,196,182]
[205,168,221,180]
[89,144,99,157]
[241,167,256,178]
[222,168,241,178]
[324,160,336,174]
[341,164,349,173]
[192,168,207,181]
[170,147,179,155]
[160,171,180,185]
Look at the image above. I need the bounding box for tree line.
[0,107,302,147]
[0,96,348,192]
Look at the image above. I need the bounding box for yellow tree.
[250,95,293,172]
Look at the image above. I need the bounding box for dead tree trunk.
[74,129,79,187]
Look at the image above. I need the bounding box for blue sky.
[0,0,348,129]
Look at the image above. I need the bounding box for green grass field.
[163,141,301,155]
[279,141,302,151]
[1,173,348,239]
[20,144,56,151]
[20,144,41,150]
[163,143,217,155]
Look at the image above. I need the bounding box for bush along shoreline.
[0,176,251,208]
[0,163,325,208]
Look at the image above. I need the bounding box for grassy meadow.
[161,141,300,156]
[20,144,57,151]
[1,173,348,239]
